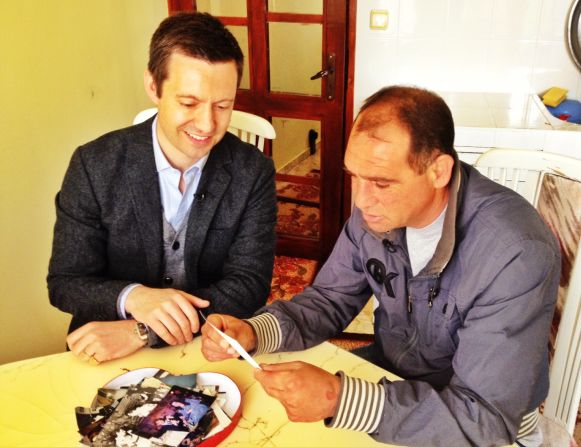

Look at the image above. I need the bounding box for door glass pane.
[272,117,321,240]
[226,25,250,89]
[197,0,247,17]
[268,0,323,14]
[269,23,322,96]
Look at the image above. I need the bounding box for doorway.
[168,0,349,262]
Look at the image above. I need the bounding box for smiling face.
[344,113,453,233]
[144,51,238,171]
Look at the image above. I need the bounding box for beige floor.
[278,149,320,176]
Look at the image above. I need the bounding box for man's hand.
[255,361,341,422]
[67,320,145,363]
[201,314,257,361]
[125,286,209,346]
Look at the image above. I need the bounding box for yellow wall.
[0,0,168,364]
[272,118,321,172]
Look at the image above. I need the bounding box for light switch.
[370,9,389,30]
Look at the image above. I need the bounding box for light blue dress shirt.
[118,117,209,318]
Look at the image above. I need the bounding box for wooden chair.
[132,108,275,152]
[475,148,581,437]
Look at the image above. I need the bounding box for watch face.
[135,323,149,340]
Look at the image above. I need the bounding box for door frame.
[167,0,358,261]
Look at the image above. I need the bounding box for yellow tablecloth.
[0,339,400,447]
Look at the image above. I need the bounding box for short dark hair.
[356,86,456,173]
[148,12,244,96]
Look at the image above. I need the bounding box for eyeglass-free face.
[344,114,451,233]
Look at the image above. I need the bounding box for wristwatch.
[134,322,149,344]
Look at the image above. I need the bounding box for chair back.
[227,110,276,152]
[132,108,276,152]
[474,148,581,206]
[132,107,157,125]
[476,148,581,435]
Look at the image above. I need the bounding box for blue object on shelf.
[546,99,581,124]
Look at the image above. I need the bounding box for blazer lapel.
[126,119,163,281]
[184,141,232,287]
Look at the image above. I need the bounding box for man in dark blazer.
[47,12,277,364]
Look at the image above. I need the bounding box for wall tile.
[353,38,398,110]
[354,0,581,128]
[544,130,581,154]
[455,127,495,146]
[447,0,493,37]
[538,0,570,41]
[484,39,535,92]
[532,41,580,95]
[395,37,489,91]
[399,0,448,37]
[491,0,542,39]
[494,128,546,149]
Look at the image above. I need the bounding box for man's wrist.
[117,283,142,319]
[133,321,150,347]
[245,313,282,356]
[243,321,259,352]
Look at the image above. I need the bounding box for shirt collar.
[151,116,209,175]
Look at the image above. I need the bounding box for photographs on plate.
[76,369,235,447]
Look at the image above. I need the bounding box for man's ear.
[429,153,455,189]
[144,70,160,104]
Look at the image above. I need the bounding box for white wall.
[354,0,581,110]
[0,1,167,365]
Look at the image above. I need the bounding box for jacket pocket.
[411,288,459,369]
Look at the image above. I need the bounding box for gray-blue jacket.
[252,161,560,446]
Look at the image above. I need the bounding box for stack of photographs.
[76,370,232,447]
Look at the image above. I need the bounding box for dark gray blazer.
[48,118,277,334]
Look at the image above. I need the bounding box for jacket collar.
[422,157,461,276]
[183,133,234,286]
[125,117,164,280]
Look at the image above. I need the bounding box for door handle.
[310,69,331,80]
[310,53,336,100]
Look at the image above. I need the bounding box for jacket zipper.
[428,274,442,308]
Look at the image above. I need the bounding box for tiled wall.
[355,0,581,109]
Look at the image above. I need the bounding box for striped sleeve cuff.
[516,408,539,439]
[326,371,385,433]
[245,313,282,356]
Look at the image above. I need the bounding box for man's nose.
[353,179,375,208]
[194,104,215,133]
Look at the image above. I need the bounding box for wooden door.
[168,0,348,262]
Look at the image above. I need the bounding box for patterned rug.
[275,202,320,239]
[268,255,372,351]
[276,181,320,205]
[268,255,319,303]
